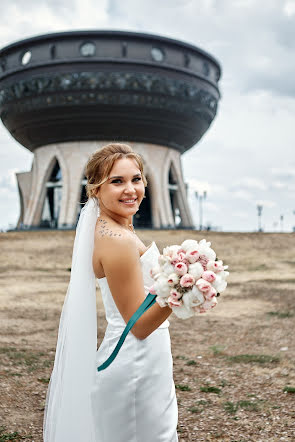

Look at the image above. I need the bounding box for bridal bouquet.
[148,239,229,319]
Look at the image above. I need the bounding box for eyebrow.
[109,173,141,180]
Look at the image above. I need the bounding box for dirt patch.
[0,230,294,441]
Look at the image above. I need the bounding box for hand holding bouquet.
[149,239,229,319]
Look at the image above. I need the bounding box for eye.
[111,177,142,183]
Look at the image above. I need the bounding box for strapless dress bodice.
[97,241,170,332]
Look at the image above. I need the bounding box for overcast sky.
[0,0,295,232]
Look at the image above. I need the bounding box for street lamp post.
[257,204,263,232]
[280,214,284,232]
[195,190,207,230]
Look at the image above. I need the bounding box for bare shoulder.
[95,217,124,240]
[93,218,142,278]
[95,227,139,260]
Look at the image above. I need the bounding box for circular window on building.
[151,47,165,62]
[80,42,96,57]
[21,51,32,65]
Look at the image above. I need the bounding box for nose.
[124,180,136,194]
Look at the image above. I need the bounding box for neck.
[98,208,133,229]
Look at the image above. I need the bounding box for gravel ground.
[0,230,294,441]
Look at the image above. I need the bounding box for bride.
[43,143,179,441]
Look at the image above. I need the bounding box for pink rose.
[207,260,224,272]
[171,258,179,266]
[174,262,188,276]
[170,288,182,299]
[202,270,216,283]
[177,251,186,261]
[196,278,212,292]
[167,273,179,286]
[180,273,195,287]
[198,254,209,270]
[186,249,200,264]
[167,296,183,308]
[204,286,217,300]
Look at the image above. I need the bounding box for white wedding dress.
[90,241,179,442]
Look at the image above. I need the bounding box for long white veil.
[43,197,100,442]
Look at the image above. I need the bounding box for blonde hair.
[85,143,147,200]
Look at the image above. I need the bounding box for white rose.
[150,265,162,280]
[162,261,175,276]
[154,276,171,297]
[183,285,204,309]
[219,270,229,280]
[188,262,204,280]
[198,244,216,261]
[171,303,195,319]
[180,239,199,252]
[199,238,212,248]
[163,245,181,258]
[156,296,168,307]
[212,274,227,293]
[158,255,168,266]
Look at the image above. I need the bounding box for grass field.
[0,230,294,441]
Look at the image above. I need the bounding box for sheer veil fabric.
[43,197,100,442]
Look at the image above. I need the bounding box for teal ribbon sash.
[97,293,157,372]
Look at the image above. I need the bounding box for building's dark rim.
[0,29,222,78]
[0,61,221,96]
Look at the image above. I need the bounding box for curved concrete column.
[23,145,68,226]
[170,154,194,228]
[16,171,32,227]
[131,142,174,228]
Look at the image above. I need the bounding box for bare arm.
[98,236,172,340]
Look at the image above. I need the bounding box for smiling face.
[96,157,145,223]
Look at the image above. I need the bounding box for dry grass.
[0,230,295,441]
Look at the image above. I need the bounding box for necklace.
[128,223,136,234]
[98,216,135,234]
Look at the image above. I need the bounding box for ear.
[94,187,100,198]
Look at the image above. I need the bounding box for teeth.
[121,199,136,202]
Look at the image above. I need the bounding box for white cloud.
[204,201,219,212]
[271,181,288,190]
[283,1,295,17]
[237,177,267,191]
[234,211,249,218]
[231,190,253,200]
[270,167,295,180]
[255,199,277,208]
[187,179,211,194]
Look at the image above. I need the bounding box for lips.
[119,198,138,204]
